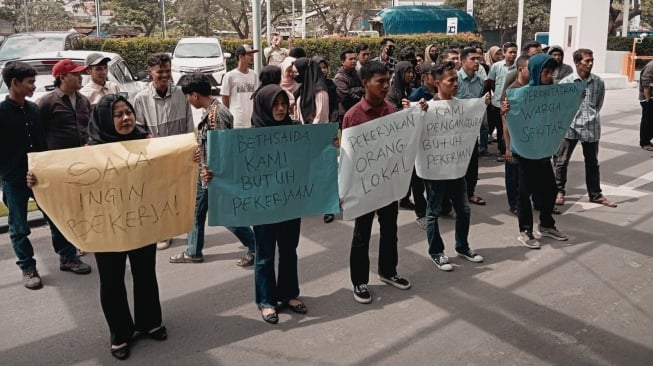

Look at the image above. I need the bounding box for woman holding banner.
[250,84,306,324]
[28,94,167,360]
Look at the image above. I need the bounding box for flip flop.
[468,196,486,205]
[169,252,203,263]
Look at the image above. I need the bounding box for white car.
[0,50,146,103]
[0,31,85,69]
[171,37,230,94]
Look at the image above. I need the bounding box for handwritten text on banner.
[506,82,584,159]
[28,133,199,252]
[339,108,423,220]
[207,123,339,226]
[415,98,486,180]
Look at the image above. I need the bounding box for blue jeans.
[254,218,301,308]
[186,180,255,258]
[2,175,76,270]
[424,178,471,257]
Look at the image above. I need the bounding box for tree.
[107,0,166,37]
[607,0,653,35]
[13,1,73,32]
[445,0,551,44]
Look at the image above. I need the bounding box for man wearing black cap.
[80,52,120,106]
[220,44,258,128]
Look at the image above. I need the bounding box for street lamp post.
[95,0,100,37]
[161,0,167,38]
[23,0,29,32]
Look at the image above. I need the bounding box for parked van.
[171,37,230,93]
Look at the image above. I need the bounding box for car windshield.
[0,35,66,61]
[174,43,222,58]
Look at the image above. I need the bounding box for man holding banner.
[416,62,486,272]
[342,61,412,304]
[503,54,584,249]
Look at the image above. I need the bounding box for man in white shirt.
[221,45,258,128]
[79,53,120,106]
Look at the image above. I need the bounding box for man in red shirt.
[342,61,411,304]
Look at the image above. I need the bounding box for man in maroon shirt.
[342,61,411,304]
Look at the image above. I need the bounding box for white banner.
[415,98,486,180]
[338,108,423,220]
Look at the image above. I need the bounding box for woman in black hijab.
[88,94,165,360]
[250,85,306,324]
[312,55,339,123]
[250,65,281,100]
[292,57,329,124]
[386,61,415,111]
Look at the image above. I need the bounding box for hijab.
[528,53,556,86]
[279,56,299,92]
[387,61,414,108]
[88,94,148,145]
[485,46,501,67]
[293,57,328,123]
[425,44,440,63]
[251,84,293,128]
[251,65,281,100]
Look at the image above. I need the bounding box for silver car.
[0,31,85,69]
[0,50,146,103]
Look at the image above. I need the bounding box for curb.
[0,211,46,234]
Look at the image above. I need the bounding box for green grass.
[0,201,39,218]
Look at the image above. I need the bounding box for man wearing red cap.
[35,58,93,274]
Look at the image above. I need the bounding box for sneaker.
[60,257,92,274]
[157,238,172,250]
[538,225,568,241]
[399,199,416,210]
[353,284,372,304]
[456,248,484,263]
[431,254,453,271]
[377,274,411,290]
[22,269,43,290]
[416,217,426,230]
[518,231,541,249]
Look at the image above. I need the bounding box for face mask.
[429,52,438,61]
[294,74,302,83]
[386,46,395,56]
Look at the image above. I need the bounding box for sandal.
[169,252,203,263]
[555,192,565,205]
[110,343,130,360]
[237,251,255,267]
[468,195,486,205]
[284,299,308,314]
[496,155,506,162]
[259,306,279,324]
[147,326,167,341]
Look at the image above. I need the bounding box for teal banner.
[506,82,585,159]
[207,123,339,226]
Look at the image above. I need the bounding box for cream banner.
[28,133,198,252]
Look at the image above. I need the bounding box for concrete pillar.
[548,0,610,73]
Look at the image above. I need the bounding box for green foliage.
[80,37,178,72]
[13,1,73,32]
[107,0,166,37]
[79,33,482,76]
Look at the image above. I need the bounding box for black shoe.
[147,326,167,341]
[399,199,416,210]
[110,344,130,360]
[353,284,372,304]
[283,300,308,314]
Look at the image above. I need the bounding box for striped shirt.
[559,72,605,142]
[133,83,194,137]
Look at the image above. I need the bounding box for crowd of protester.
[0,35,625,360]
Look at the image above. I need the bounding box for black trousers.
[94,244,162,345]
[516,156,556,232]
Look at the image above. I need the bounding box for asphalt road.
[1,87,651,365]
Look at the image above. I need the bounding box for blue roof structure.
[376,5,476,35]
